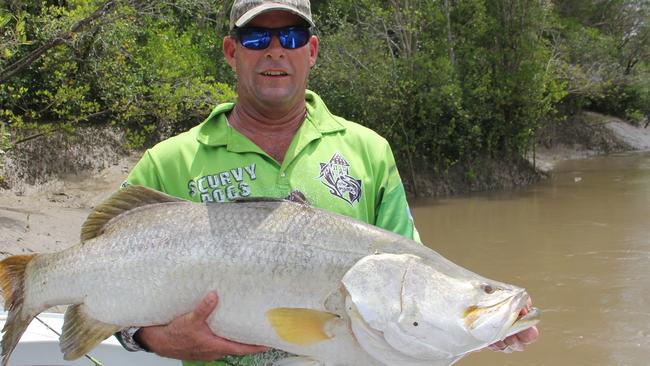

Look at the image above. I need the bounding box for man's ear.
[309,35,319,68]
[223,36,237,71]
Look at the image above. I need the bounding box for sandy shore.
[0,155,139,259]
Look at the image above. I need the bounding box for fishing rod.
[34,315,104,366]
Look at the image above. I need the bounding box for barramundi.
[0,185,539,366]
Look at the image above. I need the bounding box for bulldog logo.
[317,152,362,205]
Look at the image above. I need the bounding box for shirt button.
[280,172,286,177]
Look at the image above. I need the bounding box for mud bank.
[532,111,650,172]
[0,126,138,259]
[0,153,139,259]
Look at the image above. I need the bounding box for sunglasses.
[232,26,312,50]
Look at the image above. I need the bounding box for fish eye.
[483,284,495,294]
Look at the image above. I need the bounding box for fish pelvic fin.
[0,254,38,366]
[266,308,341,346]
[81,185,184,242]
[60,304,121,360]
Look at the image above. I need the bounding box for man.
[118,0,538,364]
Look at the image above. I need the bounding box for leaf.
[0,12,11,29]
[16,18,27,43]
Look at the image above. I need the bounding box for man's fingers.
[515,325,539,344]
[192,291,219,322]
[488,340,507,352]
[504,335,518,346]
[489,337,524,353]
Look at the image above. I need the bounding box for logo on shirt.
[188,163,256,203]
[317,153,362,205]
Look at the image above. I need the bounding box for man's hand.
[488,297,539,353]
[135,291,270,361]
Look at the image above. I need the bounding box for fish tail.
[0,254,38,366]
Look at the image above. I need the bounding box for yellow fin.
[60,305,121,360]
[81,185,183,241]
[266,308,340,346]
[0,254,38,366]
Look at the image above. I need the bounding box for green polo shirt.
[127,90,418,241]
[126,90,419,366]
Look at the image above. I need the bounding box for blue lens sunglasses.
[232,26,312,50]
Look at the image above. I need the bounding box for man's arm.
[372,141,420,242]
[375,183,420,242]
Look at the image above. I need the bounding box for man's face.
[223,11,319,113]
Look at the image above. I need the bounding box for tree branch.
[0,0,118,84]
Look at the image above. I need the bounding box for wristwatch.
[118,327,150,352]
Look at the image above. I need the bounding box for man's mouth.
[261,71,289,77]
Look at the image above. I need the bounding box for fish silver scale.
[21,200,403,365]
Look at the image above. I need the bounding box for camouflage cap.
[230,0,314,30]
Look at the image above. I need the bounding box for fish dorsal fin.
[232,197,286,203]
[266,308,341,346]
[286,190,310,205]
[81,185,183,242]
[231,191,311,205]
[60,304,121,360]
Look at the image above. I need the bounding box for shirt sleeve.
[375,184,421,242]
[125,150,164,191]
[373,142,421,242]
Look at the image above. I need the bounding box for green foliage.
[311,0,564,178]
[92,12,236,144]
[0,0,648,181]
[1,0,236,148]
[551,0,650,117]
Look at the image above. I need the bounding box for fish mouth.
[464,290,536,341]
[464,290,528,329]
[504,307,541,338]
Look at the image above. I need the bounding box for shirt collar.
[195,90,346,148]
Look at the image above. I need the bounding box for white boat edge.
[1,308,181,366]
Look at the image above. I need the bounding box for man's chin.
[255,90,303,108]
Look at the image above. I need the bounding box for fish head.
[343,253,538,363]
[388,256,532,355]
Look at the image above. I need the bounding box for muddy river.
[412,152,650,366]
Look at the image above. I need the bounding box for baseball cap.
[230,0,314,30]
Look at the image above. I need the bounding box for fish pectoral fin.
[266,308,340,346]
[272,356,327,366]
[60,304,121,360]
[81,185,184,242]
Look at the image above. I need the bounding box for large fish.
[0,186,539,366]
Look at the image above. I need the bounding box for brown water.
[412,152,650,366]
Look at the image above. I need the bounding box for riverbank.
[1,111,649,259]
[532,112,650,172]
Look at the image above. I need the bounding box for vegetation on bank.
[1,0,649,192]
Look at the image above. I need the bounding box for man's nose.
[265,35,285,59]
